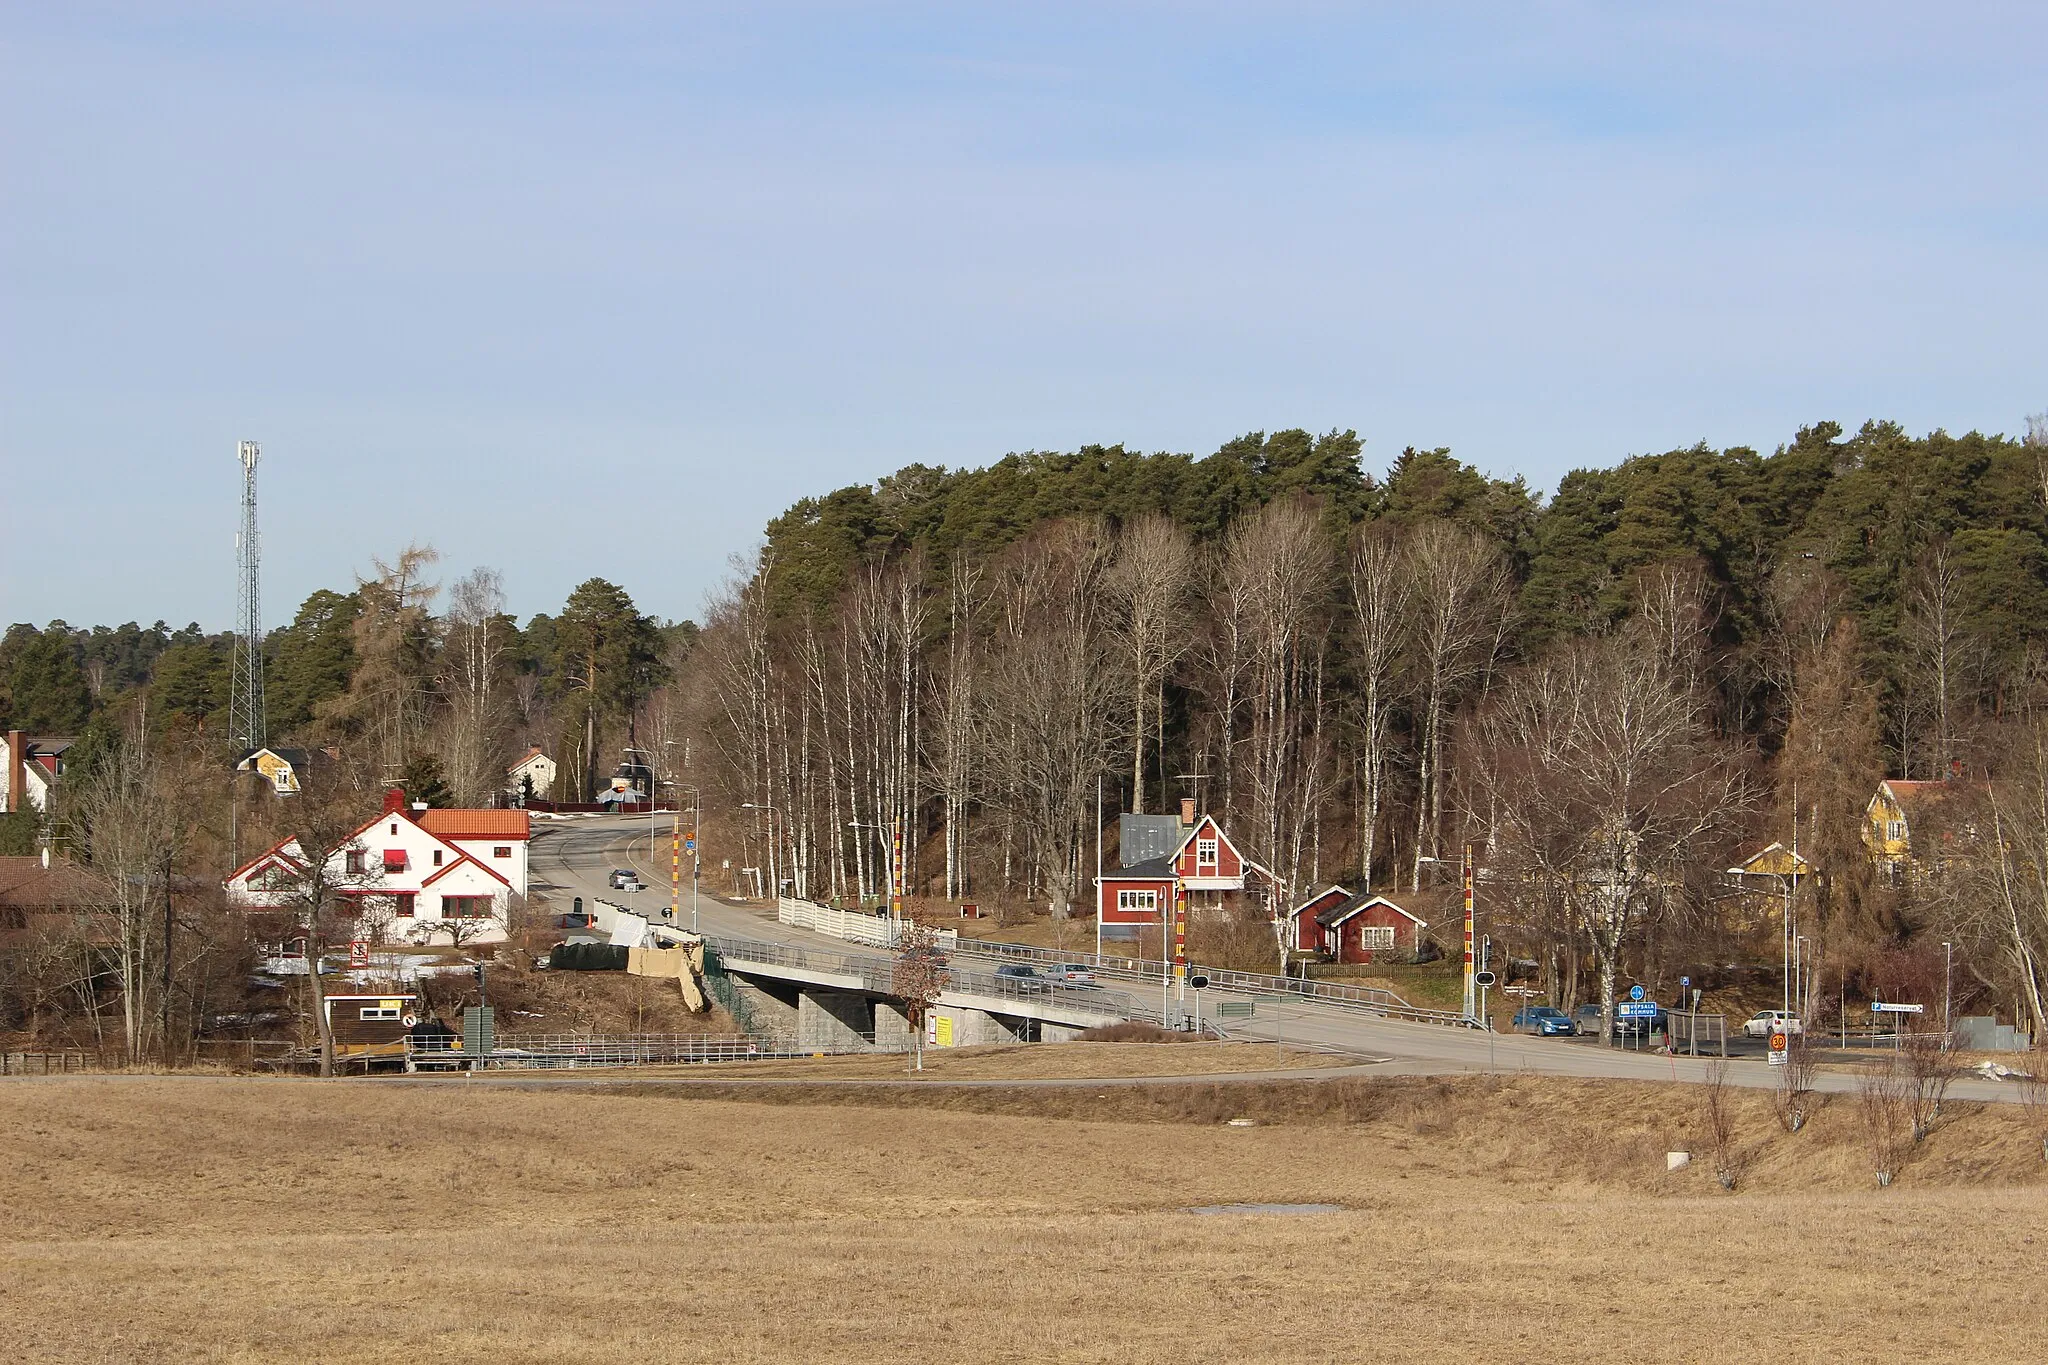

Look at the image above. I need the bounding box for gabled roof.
[1315,892,1428,929]
[1167,812,1276,880]
[237,746,310,769]
[421,847,512,889]
[225,835,310,885]
[508,746,552,772]
[1726,842,1813,878]
[418,809,531,841]
[1289,884,1352,918]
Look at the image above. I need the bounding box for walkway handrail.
[937,937,1478,1028]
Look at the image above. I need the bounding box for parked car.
[1743,1010,1804,1038]
[1512,1006,1577,1037]
[608,869,636,889]
[1053,963,1097,985]
[993,964,1052,993]
[1572,1004,1605,1034]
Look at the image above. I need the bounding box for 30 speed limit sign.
[1768,1030,1789,1065]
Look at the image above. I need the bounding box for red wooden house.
[1313,892,1428,964]
[1095,800,1272,935]
[1285,885,1352,953]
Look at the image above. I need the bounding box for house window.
[1196,838,1219,868]
[1359,925,1396,950]
[493,846,511,858]
[390,823,398,836]
[359,1005,401,1021]
[443,895,492,919]
[383,849,408,872]
[1887,820,1905,841]
[1117,889,1159,914]
[432,849,444,867]
[393,894,416,918]
[345,850,365,875]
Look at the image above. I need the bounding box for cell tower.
[228,440,266,753]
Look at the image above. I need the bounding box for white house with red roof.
[224,790,531,944]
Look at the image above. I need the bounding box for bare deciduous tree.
[1107,514,1195,816]
[1404,520,1512,890]
[1474,621,1747,1041]
[439,566,513,806]
[1348,523,1405,892]
[1859,1059,1911,1187]
[66,716,179,1059]
[892,920,949,1072]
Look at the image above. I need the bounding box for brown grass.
[668,1040,1342,1080]
[4,1073,2045,1362]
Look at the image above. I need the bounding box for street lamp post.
[1942,939,1953,1039]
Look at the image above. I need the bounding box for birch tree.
[1405,521,1512,889]
[66,716,178,1059]
[1347,522,1405,892]
[1107,514,1195,815]
[1475,624,1746,1040]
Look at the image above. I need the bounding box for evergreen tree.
[1,624,92,732]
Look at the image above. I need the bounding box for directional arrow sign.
[1871,1001,1925,1014]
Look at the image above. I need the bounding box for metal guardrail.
[407,1033,869,1070]
[705,934,1156,1024]
[937,937,1478,1029]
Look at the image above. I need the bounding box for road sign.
[1871,1001,1926,1014]
[1474,971,1498,987]
[1768,1030,1789,1064]
[1680,976,1690,988]
[348,940,369,969]
[1190,975,1210,989]
[1629,985,1646,1002]
[1618,1000,1659,1018]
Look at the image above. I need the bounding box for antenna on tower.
[229,440,266,754]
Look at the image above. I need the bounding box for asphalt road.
[532,816,2032,1105]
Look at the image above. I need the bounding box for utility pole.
[1462,845,1476,1021]
[1942,940,1953,1039]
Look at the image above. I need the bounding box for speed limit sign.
[1768,1030,1789,1064]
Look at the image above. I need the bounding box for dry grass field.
[681,1039,1349,1080]
[4,1061,2046,1363]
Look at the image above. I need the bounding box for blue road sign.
[1629,984,1646,1002]
[685,838,696,852]
[1617,1001,1659,1018]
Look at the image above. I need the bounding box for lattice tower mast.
[229,440,266,752]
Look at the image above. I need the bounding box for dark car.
[1573,1004,1605,1035]
[993,964,1052,994]
[1511,1006,1577,1037]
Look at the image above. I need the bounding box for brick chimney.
[5,731,23,814]
[383,787,407,816]
[1180,796,1197,827]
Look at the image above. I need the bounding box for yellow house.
[235,746,308,796]
[1723,842,1814,937]
[1862,779,1975,877]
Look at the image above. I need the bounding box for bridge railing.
[939,937,1477,1029]
[706,934,1150,1023]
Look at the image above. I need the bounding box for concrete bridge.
[704,934,1158,1051]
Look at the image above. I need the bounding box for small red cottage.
[1095,800,1272,936]
[1285,884,1352,954]
[1313,892,1428,964]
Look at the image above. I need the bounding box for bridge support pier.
[798,989,873,1052]
[731,978,799,1043]
[1040,1021,1087,1043]
[873,1001,914,1051]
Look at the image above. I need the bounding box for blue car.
[1512,1006,1578,1037]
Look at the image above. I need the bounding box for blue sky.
[4,2,2043,630]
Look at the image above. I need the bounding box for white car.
[1743,1010,1804,1038]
